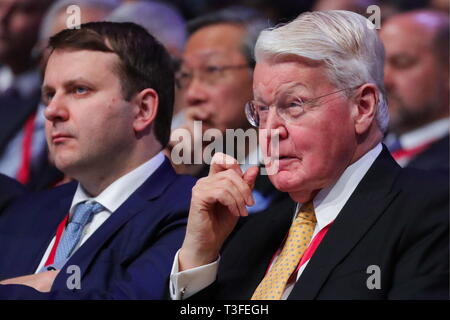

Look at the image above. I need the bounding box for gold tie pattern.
[251,201,317,300]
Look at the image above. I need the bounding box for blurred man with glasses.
[170,7,286,213]
[169,10,449,300]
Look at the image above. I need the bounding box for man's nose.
[261,107,288,151]
[265,107,287,132]
[44,94,69,123]
[183,75,209,107]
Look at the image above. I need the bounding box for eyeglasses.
[175,64,250,89]
[245,85,361,128]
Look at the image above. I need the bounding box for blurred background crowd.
[0,0,448,202]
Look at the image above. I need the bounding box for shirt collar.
[70,152,165,214]
[399,118,449,149]
[295,143,382,230]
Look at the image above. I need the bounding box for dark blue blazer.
[0,173,26,214]
[407,134,449,171]
[0,158,196,299]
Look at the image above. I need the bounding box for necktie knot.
[296,201,316,223]
[71,201,104,225]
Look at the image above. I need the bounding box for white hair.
[255,10,389,133]
[107,1,186,55]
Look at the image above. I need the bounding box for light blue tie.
[54,201,104,266]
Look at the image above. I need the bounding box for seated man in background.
[170,10,449,300]
[0,0,61,190]
[0,21,195,299]
[381,10,449,170]
[169,7,286,212]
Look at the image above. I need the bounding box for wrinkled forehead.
[253,58,329,101]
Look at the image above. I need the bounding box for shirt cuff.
[169,249,219,300]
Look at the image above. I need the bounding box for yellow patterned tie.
[251,201,317,300]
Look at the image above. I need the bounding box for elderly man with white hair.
[169,10,449,300]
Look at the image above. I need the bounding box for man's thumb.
[243,166,259,189]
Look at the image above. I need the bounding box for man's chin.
[53,157,81,177]
[268,171,299,193]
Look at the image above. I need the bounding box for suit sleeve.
[0,210,188,300]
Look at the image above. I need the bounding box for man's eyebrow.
[42,78,95,91]
[64,77,96,87]
[254,81,307,104]
[276,81,307,93]
[41,84,53,93]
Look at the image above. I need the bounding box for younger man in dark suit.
[0,22,195,299]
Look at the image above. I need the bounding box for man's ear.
[132,88,158,133]
[352,83,378,135]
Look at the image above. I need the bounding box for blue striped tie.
[54,201,104,266]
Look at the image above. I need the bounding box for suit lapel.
[288,148,402,299]
[54,159,177,283]
[17,185,74,275]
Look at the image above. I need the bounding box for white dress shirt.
[170,143,383,299]
[35,152,165,273]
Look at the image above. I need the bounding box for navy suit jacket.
[0,158,196,299]
[407,135,449,171]
[0,173,26,214]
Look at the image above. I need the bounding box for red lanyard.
[265,221,333,277]
[16,112,36,184]
[44,214,69,266]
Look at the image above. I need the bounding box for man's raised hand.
[179,153,259,270]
